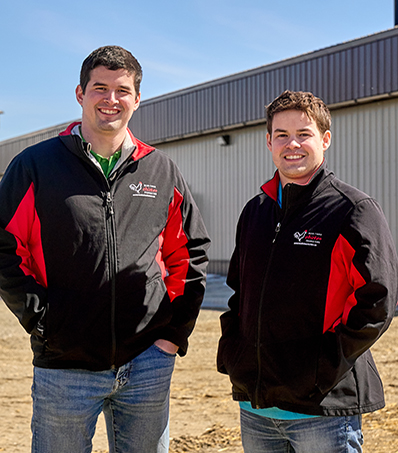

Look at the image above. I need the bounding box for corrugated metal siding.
[130,28,398,144]
[157,99,398,274]
[2,28,398,174]
[131,77,267,144]
[158,125,274,274]
[0,121,74,175]
[328,98,398,241]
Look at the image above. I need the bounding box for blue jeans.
[31,344,176,453]
[240,408,363,453]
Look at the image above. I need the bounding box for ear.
[133,92,141,112]
[75,85,84,107]
[322,130,332,152]
[266,132,272,152]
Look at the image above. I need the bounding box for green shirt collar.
[90,149,121,178]
[79,127,121,178]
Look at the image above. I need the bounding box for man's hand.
[154,339,179,354]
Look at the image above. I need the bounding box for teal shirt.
[239,181,319,420]
[239,401,319,420]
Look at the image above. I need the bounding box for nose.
[285,136,300,149]
[104,90,118,104]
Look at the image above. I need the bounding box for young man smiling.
[75,64,141,157]
[0,46,210,452]
[267,108,331,186]
[217,90,398,452]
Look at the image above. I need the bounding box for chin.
[98,122,121,132]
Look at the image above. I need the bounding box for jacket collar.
[261,161,335,205]
[59,121,155,162]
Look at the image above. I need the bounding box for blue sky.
[0,0,395,141]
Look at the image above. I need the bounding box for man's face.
[266,109,331,187]
[75,65,140,138]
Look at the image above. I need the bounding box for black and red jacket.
[0,123,210,371]
[217,163,398,416]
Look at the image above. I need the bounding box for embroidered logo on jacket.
[130,182,142,193]
[129,182,158,198]
[293,230,322,247]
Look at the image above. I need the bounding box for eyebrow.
[273,127,313,133]
[118,85,134,91]
[92,82,133,91]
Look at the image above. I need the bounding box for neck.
[81,126,126,158]
[279,162,323,188]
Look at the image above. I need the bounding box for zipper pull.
[272,222,281,243]
[81,141,91,155]
[106,192,114,216]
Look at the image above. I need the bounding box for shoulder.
[144,148,186,181]
[329,177,374,207]
[243,191,271,211]
[4,136,62,175]
[25,136,62,153]
[146,147,177,166]
[237,192,272,226]
[330,179,390,237]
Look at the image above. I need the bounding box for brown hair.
[266,90,331,136]
[80,46,142,96]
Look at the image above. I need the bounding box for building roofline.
[141,27,398,105]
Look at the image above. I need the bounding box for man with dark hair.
[79,45,143,95]
[0,45,210,452]
[217,90,398,452]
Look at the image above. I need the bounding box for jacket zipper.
[80,139,137,368]
[254,221,281,408]
[104,155,136,368]
[254,184,290,408]
[85,140,118,368]
[105,190,117,367]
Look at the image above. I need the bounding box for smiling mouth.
[285,154,304,160]
[99,108,120,115]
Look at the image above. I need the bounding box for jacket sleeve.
[216,218,242,374]
[0,154,47,336]
[160,182,210,356]
[316,197,398,394]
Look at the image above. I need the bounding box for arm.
[217,217,242,374]
[317,198,398,394]
[216,250,241,374]
[0,155,47,336]
[159,184,210,356]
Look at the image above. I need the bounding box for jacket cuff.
[160,326,189,356]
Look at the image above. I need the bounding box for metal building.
[0,121,78,176]
[1,27,398,274]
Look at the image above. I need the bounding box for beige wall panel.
[159,126,274,273]
[329,100,398,246]
[160,99,398,273]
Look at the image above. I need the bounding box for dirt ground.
[1,302,397,452]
